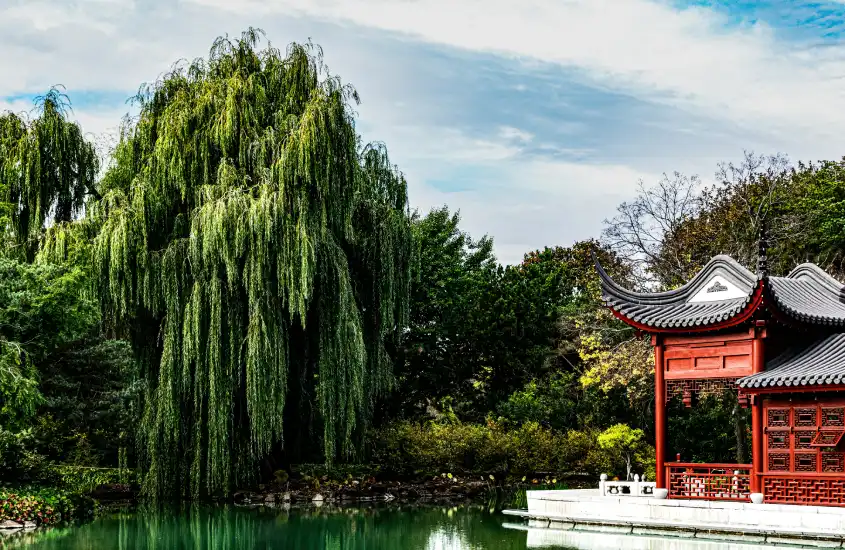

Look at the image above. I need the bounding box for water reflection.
[5,505,813,550]
[8,504,550,550]
[506,522,807,550]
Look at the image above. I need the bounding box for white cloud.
[185,0,845,157]
[382,123,658,263]
[498,126,533,144]
[3,0,841,262]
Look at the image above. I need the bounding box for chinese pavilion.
[594,241,845,506]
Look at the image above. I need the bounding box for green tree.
[0,91,134,483]
[391,206,496,419]
[597,423,649,480]
[64,29,413,498]
[0,258,134,481]
[0,87,98,260]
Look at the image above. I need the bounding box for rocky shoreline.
[229,473,594,508]
[232,476,499,506]
[0,519,38,536]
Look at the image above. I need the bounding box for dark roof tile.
[738,333,845,389]
[596,254,845,330]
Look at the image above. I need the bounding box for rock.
[0,520,22,530]
[312,494,324,502]
[22,521,36,529]
[282,492,291,501]
[264,494,275,503]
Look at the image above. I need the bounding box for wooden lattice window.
[822,408,845,427]
[822,453,845,473]
[810,431,845,448]
[796,408,817,427]
[769,453,790,471]
[768,432,789,449]
[795,431,815,449]
[768,409,790,427]
[765,400,845,477]
[795,453,818,472]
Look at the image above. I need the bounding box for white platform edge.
[502,488,845,547]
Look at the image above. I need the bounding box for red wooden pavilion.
[595,240,845,506]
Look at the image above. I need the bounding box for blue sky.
[4,0,845,263]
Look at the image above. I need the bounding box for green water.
[2,504,566,550]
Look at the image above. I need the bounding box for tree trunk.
[734,402,748,464]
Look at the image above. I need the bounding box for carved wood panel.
[764,399,845,476]
[767,408,790,428]
[822,453,845,473]
[666,378,738,402]
[768,453,790,471]
[795,431,815,450]
[822,407,845,428]
[764,477,845,506]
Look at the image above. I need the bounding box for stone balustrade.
[598,473,656,497]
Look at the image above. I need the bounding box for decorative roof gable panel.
[689,275,750,303]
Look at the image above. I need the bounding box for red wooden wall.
[662,331,754,381]
[761,397,845,505]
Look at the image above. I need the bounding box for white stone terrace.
[502,489,845,547]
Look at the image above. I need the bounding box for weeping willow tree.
[82,29,412,498]
[0,87,98,259]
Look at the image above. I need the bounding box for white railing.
[599,473,656,497]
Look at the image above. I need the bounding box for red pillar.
[750,322,766,494]
[654,335,667,489]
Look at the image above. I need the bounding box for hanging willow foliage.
[0,87,98,259]
[81,28,412,498]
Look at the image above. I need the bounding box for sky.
[3,0,845,264]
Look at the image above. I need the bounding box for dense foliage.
[55,30,412,499]
[0,487,94,526]
[370,420,617,479]
[5,27,845,502]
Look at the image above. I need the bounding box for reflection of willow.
[99,505,535,550]
[17,505,560,549]
[0,526,75,550]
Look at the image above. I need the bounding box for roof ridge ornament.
[706,280,728,293]
[757,221,768,280]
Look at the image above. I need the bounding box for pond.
[2,504,799,550]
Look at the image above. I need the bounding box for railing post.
[599,473,607,496]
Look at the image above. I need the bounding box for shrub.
[0,429,48,483]
[370,420,612,478]
[43,465,134,493]
[0,487,94,526]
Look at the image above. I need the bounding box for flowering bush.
[0,488,93,526]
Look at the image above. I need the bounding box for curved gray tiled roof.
[768,264,845,327]
[596,255,759,329]
[738,333,845,389]
[596,255,845,329]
